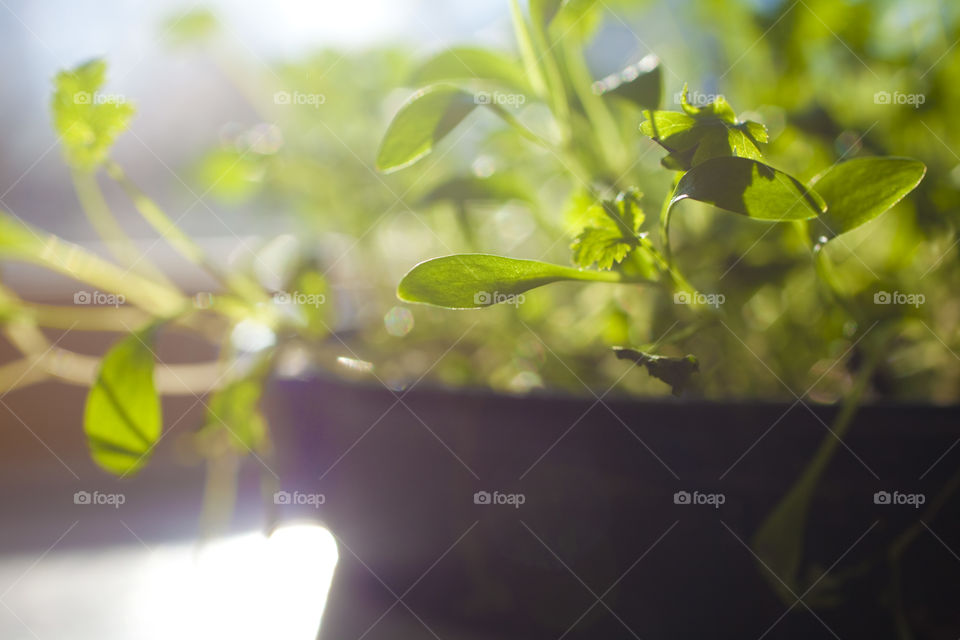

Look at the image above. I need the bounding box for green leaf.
[592,54,662,110]
[810,157,926,238]
[398,254,623,309]
[671,157,826,221]
[84,329,162,476]
[207,378,266,451]
[377,85,478,173]
[51,59,135,170]
[679,84,736,123]
[411,47,530,92]
[570,190,645,270]
[640,87,767,170]
[571,227,637,270]
[613,348,699,396]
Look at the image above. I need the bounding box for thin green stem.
[70,169,174,287]
[105,160,271,308]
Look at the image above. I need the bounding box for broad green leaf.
[419,174,534,205]
[671,157,825,221]
[377,85,478,173]
[570,190,645,270]
[613,348,699,396]
[398,254,622,309]
[592,54,662,110]
[51,59,135,170]
[84,329,162,476]
[412,47,530,92]
[810,157,926,238]
[207,378,266,451]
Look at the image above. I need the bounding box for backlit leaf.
[671,157,825,221]
[377,85,478,173]
[398,254,622,309]
[84,328,162,476]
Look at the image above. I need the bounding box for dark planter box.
[268,377,960,640]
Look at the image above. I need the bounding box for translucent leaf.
[84,329,162,476]
[570,190,645,270]
[377,85,478,173]
[397,254,621,309]
[640,87,768,171]
[810,157,926,238]
[51,59,135,170]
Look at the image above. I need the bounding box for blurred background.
[2,0,958,400]
[1,0,959,638]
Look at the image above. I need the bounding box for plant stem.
[105,161,271,308]
[751,324,894,604]
[70,169,174,287]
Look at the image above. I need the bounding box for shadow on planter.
[267,376,960,640]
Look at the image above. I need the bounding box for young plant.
[1,59,333,532]
[377,0,927,611]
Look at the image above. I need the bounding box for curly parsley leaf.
[51,59,135,171]
[570,190,645,270]
[640,84,767,171]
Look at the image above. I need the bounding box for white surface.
[0,524,339,640]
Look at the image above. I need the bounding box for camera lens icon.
[873,491,891,505]
[874,291,891,304]
[474,291,492,305]
[273,491,292,505]
[274,91,292,105]
[473,491,492,505]
[674,292,692,304]
[673,490,691,505]
[74,291,91,304]
[74,491,92,505]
